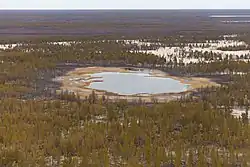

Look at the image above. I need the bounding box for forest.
[1,33,250,166]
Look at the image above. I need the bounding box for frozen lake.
[88,72,189,95]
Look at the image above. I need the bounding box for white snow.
[0,43,20,50]
[232,108,250,119]
[48,41,78,46]
[222,20,250,23]
[222,34,238,38]
[124,39,250,65]
[123,40,162,47]
[210,15,250,18]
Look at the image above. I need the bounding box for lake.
[87,71,189,95]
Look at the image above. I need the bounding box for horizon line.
[0,8,250,10]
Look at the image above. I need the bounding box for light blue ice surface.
[87,72,189,95]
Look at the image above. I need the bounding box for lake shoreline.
[55,66,220,102]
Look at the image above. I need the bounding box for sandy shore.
[55,67,219,103]
[144,69,219,90]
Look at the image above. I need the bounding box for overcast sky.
[0,0,250,10]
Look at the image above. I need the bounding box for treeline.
[218,45,250,51]
[164,60,250,75]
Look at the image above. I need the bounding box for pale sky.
[0,0,250,10]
